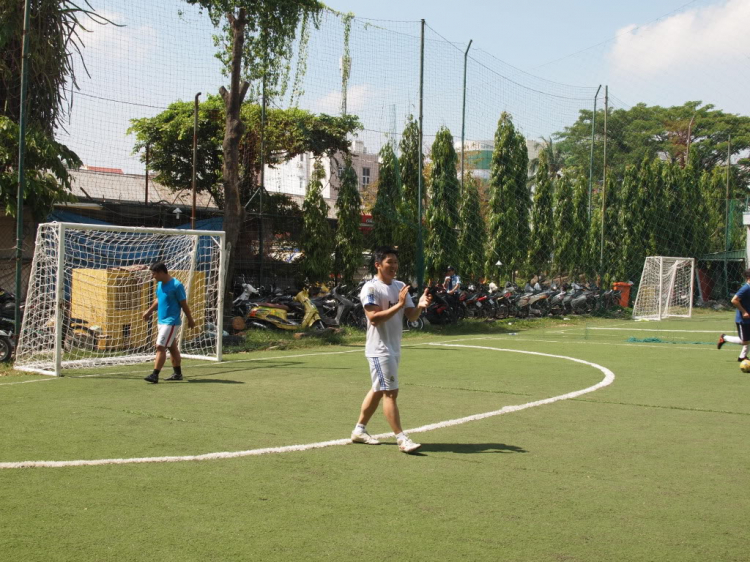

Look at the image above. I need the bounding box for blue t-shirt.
[736,283,750,324]
[157,277,187,326]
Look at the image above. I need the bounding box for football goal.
[632,256,695,321]
[15,223,226,376]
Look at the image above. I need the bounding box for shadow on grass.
[418,442,527,454]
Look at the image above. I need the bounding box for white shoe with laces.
[397,436,421,453]
[351,431,380,445]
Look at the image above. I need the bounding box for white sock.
[354,423,366,434]
[395,432,406,441]
[741,345,748,358]
[724,335,742,344]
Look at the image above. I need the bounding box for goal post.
[632,256,695,321]
[15,222,226,376]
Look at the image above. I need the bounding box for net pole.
[688,258,695,317]
[54,223,67,376]
[216,235,226,361]
[460,39,472,196]
[192,92,200,229]
[416,19,425,291]
[588,85,601,221]
[15,0,31,336]
[658,257,664,320]
[177,236,200,351]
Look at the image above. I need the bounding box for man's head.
[744,268,750,280]
[149,262,170,282]
[446,265,455,274]
[373,246,399,282]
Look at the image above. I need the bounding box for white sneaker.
[397,436,421,453]
[351,431,380,445]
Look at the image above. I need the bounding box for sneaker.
[739,356,747,362]
[144,373,158,384]
[351,431,380,445]
[397,436,422,454]
[166,373,183,381]
[717,334,726,350]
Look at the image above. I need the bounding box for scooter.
[245,287,328,332]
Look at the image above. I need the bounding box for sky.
[55,0,750,174]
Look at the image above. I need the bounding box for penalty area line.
[0,345,614,469]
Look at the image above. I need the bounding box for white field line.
[586,328,722,333]
[0,345,614,469]
[476,335,715,351]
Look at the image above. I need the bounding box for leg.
[154,346,168,370]
[381,389,403,435]
[168,341,181,368]
[357,388,383,426]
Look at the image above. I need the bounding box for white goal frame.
[632,256,695,321]
[15,222,226,376]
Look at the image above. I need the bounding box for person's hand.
[418,287,432,309]
[398,284,410,307]
[743,311,749,319]
[142,310,152,322]
[188,318,196,329]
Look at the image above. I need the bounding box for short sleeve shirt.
[446,274,461,291]
[736,283,750,324]
[360,278,414,357]
[157,277,187,326]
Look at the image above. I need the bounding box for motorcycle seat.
[258,302,289,311]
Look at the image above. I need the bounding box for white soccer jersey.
[360,278,414,357]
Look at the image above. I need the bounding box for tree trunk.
[219,9,250,314]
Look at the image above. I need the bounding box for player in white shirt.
[351,246,431,453]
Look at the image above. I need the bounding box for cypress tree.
[514,129,532,279]
[458,173,486,285]
[552,173,575,279]
[528,150,554,277]
[486,113,520,282]
[617,164,641,281]
[425,126,460,281]
[371,142,401,249]
[334,156,364,285]
[398,116,422,284]
[300,160,333,284]
[571,174,590,280]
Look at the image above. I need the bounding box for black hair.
[149,262,169,274]
[372,246,398,265]
[745,268,750,279]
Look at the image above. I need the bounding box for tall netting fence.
[9,0,749,308]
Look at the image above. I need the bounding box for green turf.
[1,311,749,561]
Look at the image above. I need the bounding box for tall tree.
[300,160,332,284]
[334,156,363,285]
[457,173,486,285]
[513,129,532,279]
[617,164,642,281]
[184,0,324,294]
[397,116,422,284]
[528,150,554,276]
[425,126,460,281]
[570,173,590,280]
[552,173,574,279]
[486,113,520,282]
[371,142,401,249]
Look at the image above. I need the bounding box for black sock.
[173,366,182,376]
[152,369,160,376]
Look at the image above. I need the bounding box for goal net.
[15,223,226,376]
[632,256,695,321]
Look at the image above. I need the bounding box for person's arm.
[142,298,158,322]
[732,291,750,320]
[179,299,196,329]
[405,288,431,321]
[365,284,411,327]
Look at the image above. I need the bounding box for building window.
[362,167,370,187]
[337,165,344,179]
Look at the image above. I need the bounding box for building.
[453,138,543,181]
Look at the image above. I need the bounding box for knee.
[156,345,166,352]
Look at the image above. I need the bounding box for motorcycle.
[245,287,328,332]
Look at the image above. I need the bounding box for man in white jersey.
[351,246,431,453]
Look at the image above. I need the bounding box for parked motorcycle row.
[231,278,625,334]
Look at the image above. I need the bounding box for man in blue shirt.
[717,268,750,362]
[143,262,195,383]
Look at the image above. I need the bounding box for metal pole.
[145,143,150,205]
[15,0,32,336]
[588,85,601,221]
[599,85,608,271]
[417,19,425,291]
[725,134,731,296]
[259,77,266,288]
[191,93,200,229]
[460,39,473,196]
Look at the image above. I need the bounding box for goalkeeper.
[143,262,195,383]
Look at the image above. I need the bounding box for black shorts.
[736,322,750,343]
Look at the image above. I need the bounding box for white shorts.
[156,324,180,348]
[367,355,400,392]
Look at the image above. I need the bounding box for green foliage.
[457,174,486,285]
[371,142,401,249]
[129,96,360,207]
[0,116,80,219]
[184,0,324,99]
[425,127,460,281]
[334,157,363,285]
[616,165,642,281]
[528,151,554,276]
[300,160,332,284]
[552,173,575,277]
[396,115,422,284]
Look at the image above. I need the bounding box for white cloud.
[608,0,750,79]
[80,10,157,63]
[310,83,382,115]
